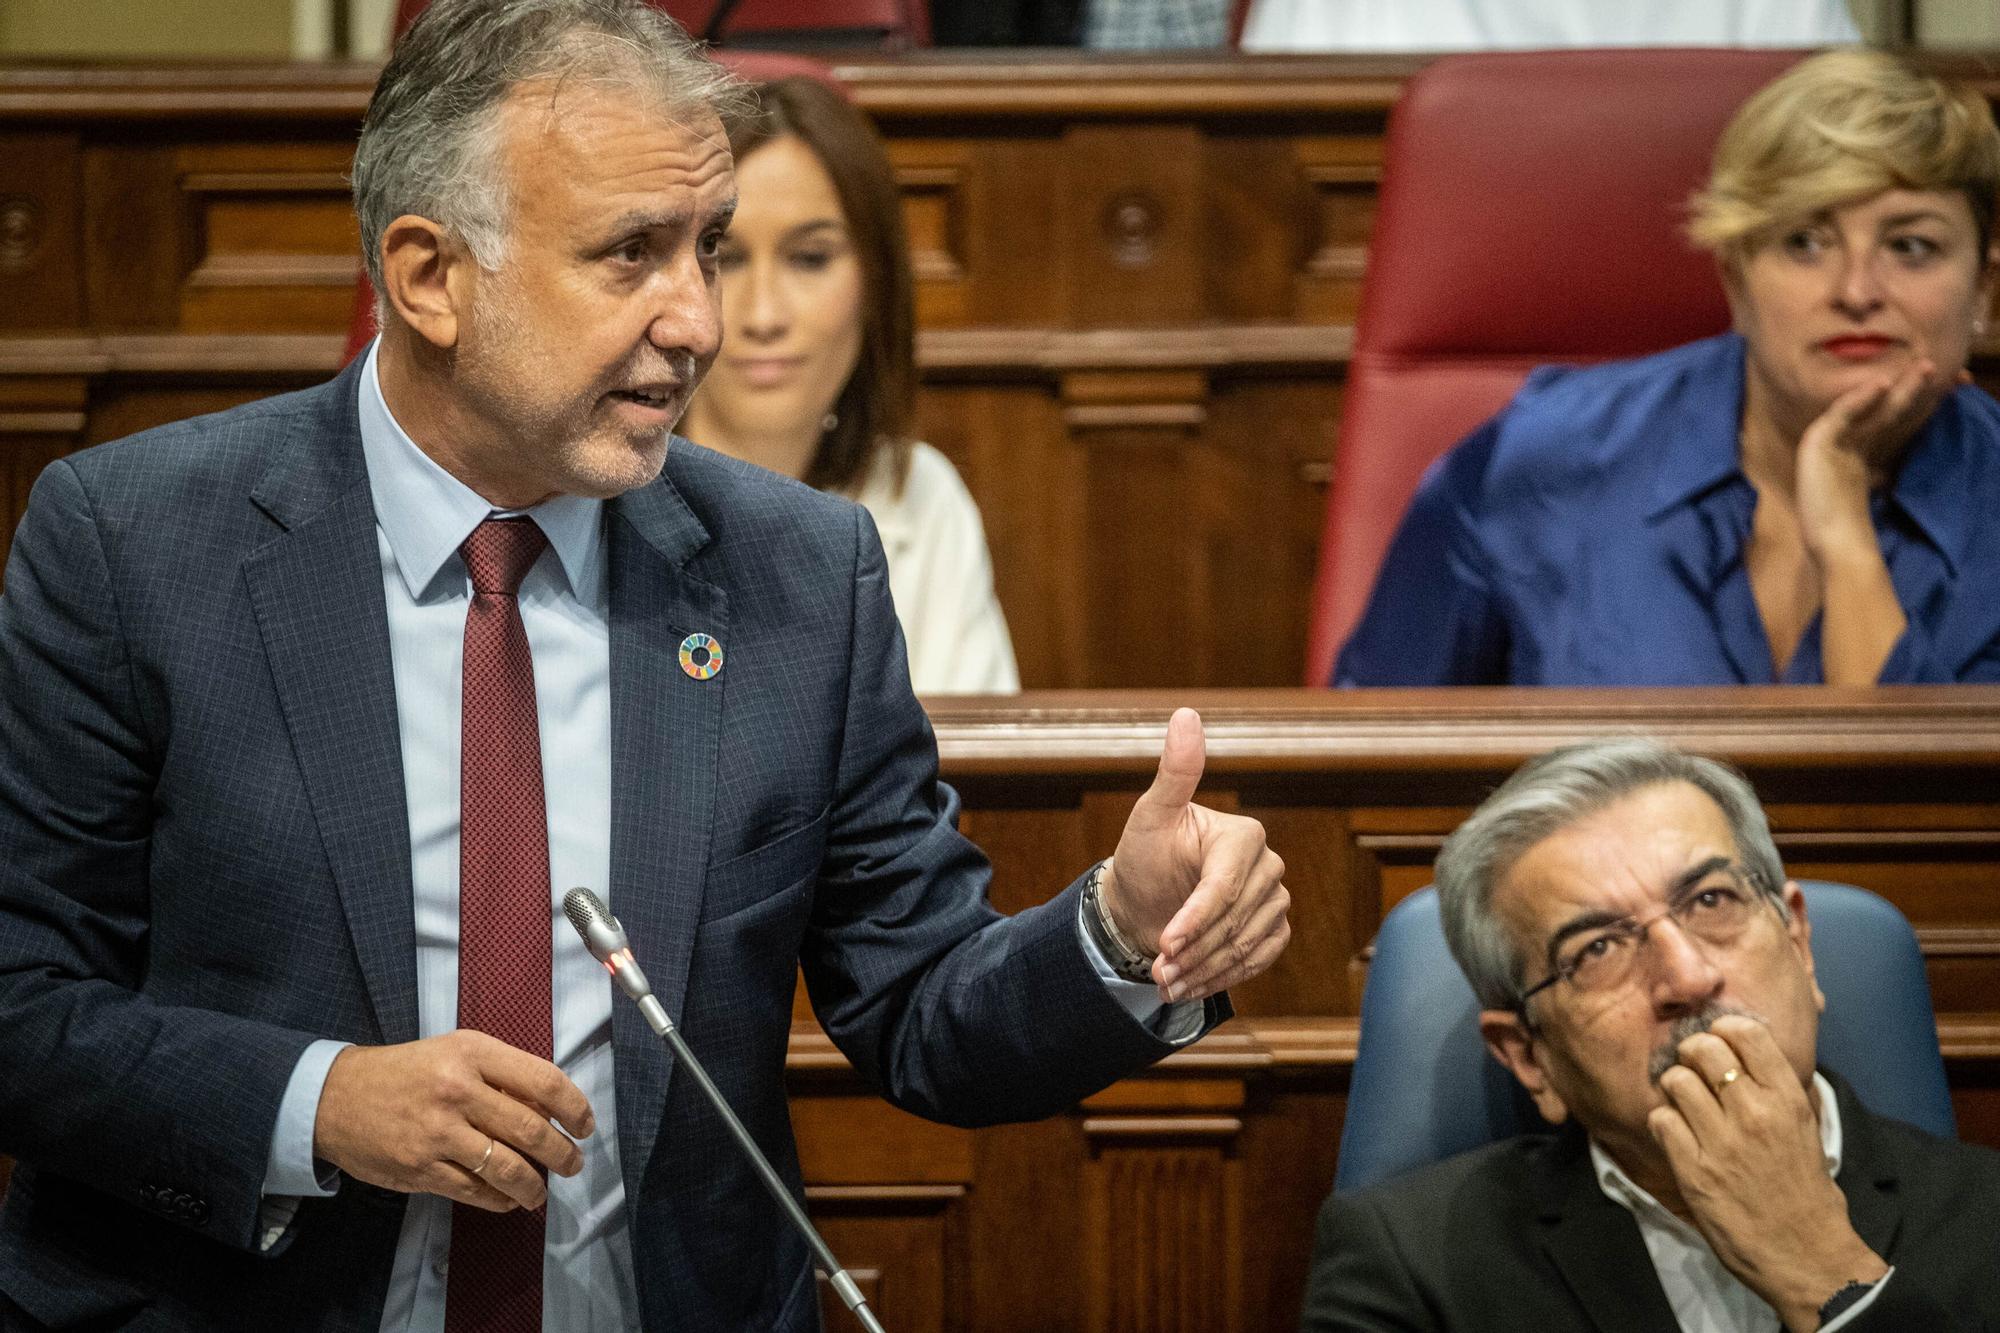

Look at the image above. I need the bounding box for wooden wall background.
[6,53,2000,1331]
[5,55,1998,688]
[0,56,1401,694]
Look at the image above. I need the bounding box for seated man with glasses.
[1300,739,2000,1332]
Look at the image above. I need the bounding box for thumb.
[1134,708,1205,821]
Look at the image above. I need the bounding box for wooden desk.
[6,55,1997,689]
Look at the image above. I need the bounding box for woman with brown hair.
[682,77,1019,692]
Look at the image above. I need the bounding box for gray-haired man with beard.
[0,0,1293,1327]
[1301,739,2000,1332]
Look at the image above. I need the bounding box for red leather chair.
[342,2,840,367]
[1302,48,1801,684]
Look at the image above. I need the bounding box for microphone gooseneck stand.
[562,888,888,1333]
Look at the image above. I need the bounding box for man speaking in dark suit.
[0,2,1291,1327]
[1301,739,1999,1332]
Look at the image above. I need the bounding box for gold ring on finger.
[1717,1068,1740,1089]
[471,1136,495,1177]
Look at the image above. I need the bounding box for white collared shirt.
[844,441,1018,695]
[1591,1073,1889,1333]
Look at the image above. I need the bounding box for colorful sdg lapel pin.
[678,632,723,681]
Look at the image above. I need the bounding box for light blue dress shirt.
[261,341,1189,1329]
[267,338,632,1329]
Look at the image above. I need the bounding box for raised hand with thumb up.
[1100,708,1290,1003]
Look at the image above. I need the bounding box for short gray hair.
[351,0,751,292]
[1434,738,1786,1010]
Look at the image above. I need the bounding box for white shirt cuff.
[263,1038,351,1198]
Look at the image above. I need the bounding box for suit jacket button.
[189,1199,210,1224]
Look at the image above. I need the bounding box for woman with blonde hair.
[1338,50,2000,685]
[683,77,1019,693]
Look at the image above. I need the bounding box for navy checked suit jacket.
[0,359,1215,1331]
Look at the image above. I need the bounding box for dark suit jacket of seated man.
[1301,739,2000,1333]
[0,2,1294,1329]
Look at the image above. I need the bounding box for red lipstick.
[1820,335,1898,361]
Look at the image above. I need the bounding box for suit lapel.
[243,363,419,1043]
[1535,1133,1683,1333]
[1830,1076,1906,1263]
[604,466,725,1197]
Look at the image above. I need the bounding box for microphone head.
[562,887,629,961]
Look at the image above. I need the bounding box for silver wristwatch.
[1082,859,1157,983]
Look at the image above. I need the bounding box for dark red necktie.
[448,517,552,1333]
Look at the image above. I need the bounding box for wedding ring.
[470,1137,496,1177]
[1718,1068,1741,1088]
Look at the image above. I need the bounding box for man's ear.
[1479,1008,1569,1125]
[378,214,473,351]
[1779,878,1825,1016]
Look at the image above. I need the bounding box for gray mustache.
[622,352,700,388]
[1646,1003,1767,1083]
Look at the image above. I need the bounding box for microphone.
[562,888,887,1333]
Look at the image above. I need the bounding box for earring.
[821,411,839,433]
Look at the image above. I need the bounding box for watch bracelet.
[1084,861,1156,982]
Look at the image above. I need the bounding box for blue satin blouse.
[1335,334,2000,686]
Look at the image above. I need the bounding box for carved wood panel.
[1288,134,1382,323]
[0,132,83,332]
[1086,1144,1239,1333]
[811,1185,965,1332]
[1082,1078,1245,1333]
[175,143,361,333]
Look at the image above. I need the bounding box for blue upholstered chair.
[1335,881,1954,1195]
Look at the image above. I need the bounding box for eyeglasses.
[1516,863,1774,1009]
